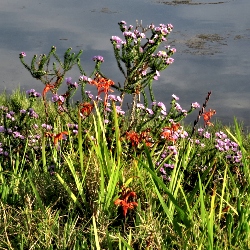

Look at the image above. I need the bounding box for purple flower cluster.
[12,131,25,139]
[192,102,200,109]
[52,94,65,103]
[154,50,175,65]
[66,77,78,88]
[67,123,78,134]
[6,111,15,121]
[215,131,242,163]
[115,106,125,115]
[104,103,125,116]
[152,101,166,112]
[27,134,41,147]
[108,95,122,102]
[156,146,178,181]
[197,128,211,139]
[79,75,92,82]
[27,108,39,118]
[113,21,146,45]
[26,89,41,98]
[42,124,53,130]
[0,143,8,156]
[136,103,154,115]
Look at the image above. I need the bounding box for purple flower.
[198,128,204,136]
[172,94,179,100]
[161,28,169,35]
[111,36,123,44]
[20,109,26,114]
[192,102,200,109]
[0,126,5,132]
[182,110,187,116]
[175,103,182,112]
[157,51,167,57]
[142,69,147,76]
[153,70,160,80]
[92,55,104,63]
[170,48,176,53]
[163,163,174,169]
[66,77,72,84]
[42,124,52,130]
[28,108,39,118]
[58,95,65,103]
[160,167,166,175]
[66,77,78,88]
[13,131,20,138]
[166,58,174,64]
[161,110,167,116]
[52,94,59,102]
[26,89,36,95]
[119,20,127,25]
[79,75,92,82]
[146,108,154,115]
[180,131,188,138]
[203,131,211,139]
[137,103,145,109]
[108,95,122,102]
[26,89,41,98]
[33,124,39,129]
[20,52,26,57]
[157,102,166,111]
[12,131,25,139]
[116,106,125,115]
[72,82,78,88]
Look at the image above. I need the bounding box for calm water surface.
[0,0,249,125]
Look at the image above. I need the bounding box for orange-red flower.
[202,109,216,127]
[89,77,115,107]
[79,102,94,116]
[114,186,138,217]
[140,129,153,147]
[126,131,140,147]
[45,131,68,145]
[161,122,180,142]
[42,84,55,99]
[54,131,68,145]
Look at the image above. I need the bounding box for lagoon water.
[0,0,249,125]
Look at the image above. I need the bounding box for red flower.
[53,131,68,145]
[140,129,153,147]
[126,131,140,147]
[89,76,115,107]
[45,131,68,145]
[161,122,180,142]
[202,109,216,127]
[114,186,138,217]
[79,102,94,116]
[42,84,55,99]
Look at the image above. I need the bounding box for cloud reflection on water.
[0,0,249,125]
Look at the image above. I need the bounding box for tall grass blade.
[92,215,101,250]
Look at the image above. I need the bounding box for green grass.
[0,89,250,249]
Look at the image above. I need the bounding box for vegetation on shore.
[0,20,249,249]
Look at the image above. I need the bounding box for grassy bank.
[0,89,249,249]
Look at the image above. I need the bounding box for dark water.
[0,0,249,125]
